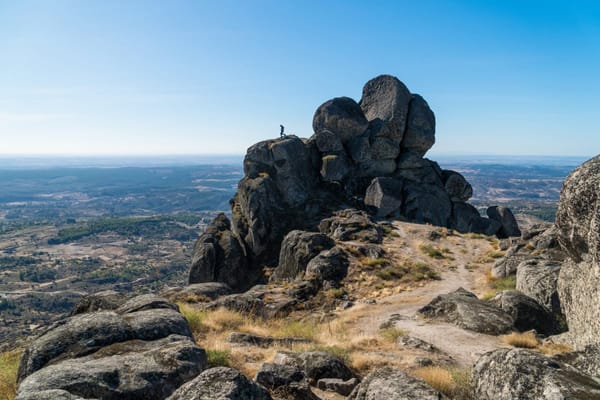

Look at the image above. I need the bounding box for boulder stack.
[189,74,519,291]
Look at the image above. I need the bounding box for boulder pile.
[190,74,519,291]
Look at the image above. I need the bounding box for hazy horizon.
[1,1,599,156]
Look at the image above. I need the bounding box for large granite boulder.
[348,367,447,399]
[555,155,600,348]
[17,295,207,400]
[364,177,403,217]
[487,206,521,238]
[553,344,600,378]
[270,231,334,282]
[418,288,514,335]
[472,348,600,399]
[442,170,472,202]
[490,290,556,335]
[305,246,349,284]
[166,367,271,400]
[189,213,252,292]
[313,97,369,145]
[516,258,562,316]
[254,363,318,400]
[272,351,354,384]
[359,75,411,144]
[401,94,436,157]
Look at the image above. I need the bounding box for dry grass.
[360,257,388,267]
[379,327,408,343]
[502,331,539,348]
[537,342,572,356]
[419,244,447,259]
[486,269,516,292]
[412,366,473,399]
[0,350,20,400]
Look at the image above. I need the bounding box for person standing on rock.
[279,124,285,138]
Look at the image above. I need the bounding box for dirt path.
[339,221,507,367]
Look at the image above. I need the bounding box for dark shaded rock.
[364,177,403,217]
[531,225,561,250]
[359,75,411,143]
[442,170,472,202]
[163,282,232,302]
[356,158,397,177]
[355,244,385,259]
[397,335,438,352]
[116,294,180,314]
[271,231,334,282]
[348,367,448,399]
[318,209,382,244]
[166,367,271,400]
[316,377,359,396]
[189,213,251,292]
[17,390,92,400]
[70,290,126,316]
[18,335,206,400]
[516,258,562,316]
[320,154,351,183]
[370,136,400,159]
[273,351,354,384]
[451,201,481,233]
[418,288,514,335]
[402,182,452,227]
[227,333,309,348]
[313,97,369,145]
[472,348,600,399]
[491,290,556,335]
[305,246,349,284]
[553,344,600,378]
[401,94,436,157]
[395,153,442,185]
[487,206,521,238]
[468,217,501,236]
[312,129,344,154]
[254,363,306,388]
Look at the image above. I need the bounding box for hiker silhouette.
[279,125,285,138]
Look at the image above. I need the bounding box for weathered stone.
[166,367,271,400]
[18,335,206,400]
[318,209,382,244]
[163,282,232,303]
[442,170,472,202]
[472,348,600,399]
[313,97,369,145]
[364,177,403,217]
[491,290,556,335]
[370,136,400,159]
[418,288,514,335]
[492,243,527,278]
[254,362,318,400]
[305,246,349,284]
[553,344,600,378]
[397,335,438,352]
[271,231,334,282]
[516,258,562,315]
[468,217,501,236]
[487,206,521,238]
[555,155,600,263]
[316,377,359,396]
[451,201,481,233]
[359,75,411,143]
[209,285,298,319]
[402,182,452,227]
[273,351,354,384]
[395,153,442,185]
[227,333,309,348]
[312,129,344,154]
[401,94,436,157]
[189,213,252,292]
[320,154,351,182]
[70,291,126,315]
[348,367,447,399]
[356,158,397,177]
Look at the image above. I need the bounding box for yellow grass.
[502,331,539,348]
[0,350,20,400]
[412,366,456,394]
[378,327,408,343]
[538,342,572,356]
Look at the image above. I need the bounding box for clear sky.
[1,0,599,156]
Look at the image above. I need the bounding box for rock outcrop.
[555,155,600,348]
[347,367,447,399]
[189,74,516,293]
[418,288,514,335]
[17,295,207,400]
[472,348,600,399]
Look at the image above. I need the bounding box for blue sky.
[0,0,599,156]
